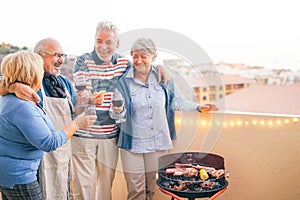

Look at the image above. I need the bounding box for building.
[215,83,300,115]
[184,74,255,104]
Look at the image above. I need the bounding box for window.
[209,86,216,92]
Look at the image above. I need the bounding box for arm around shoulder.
[0,80,40,103]
[0,78,9,96]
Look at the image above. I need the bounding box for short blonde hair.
[1,51,44,90]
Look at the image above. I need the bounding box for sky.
[1,0,300,70]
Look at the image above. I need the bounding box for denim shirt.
[113,65,199,152]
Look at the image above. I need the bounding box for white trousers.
[120,149,166,200]
[71,137,119,200]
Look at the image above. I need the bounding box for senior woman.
[0,51,96,200]
[110,38,218,200]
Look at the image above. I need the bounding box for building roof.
[215,83,300,115]
[188,74,255,87]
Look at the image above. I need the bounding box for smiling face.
[39,40,65,76]
[132,50,156,75]
[94,30,119,64]
[131,38,157,77]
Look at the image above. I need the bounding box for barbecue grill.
[157,152,229,200]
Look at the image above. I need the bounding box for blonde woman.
[0,51,95,200]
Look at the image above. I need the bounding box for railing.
[112,112,300,200]
[1,112,298,200]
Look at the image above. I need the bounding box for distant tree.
[0,48,10,54]
[0,43,29,55]
[10,45,20,53]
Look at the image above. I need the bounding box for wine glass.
[84,104,96,133]
[74,74,87,91]
[74,74,87,108]
[112,99,124,107]
[112,94,125,123]
[84,104,96,116]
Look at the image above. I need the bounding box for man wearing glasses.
[0,38,76,200]
[43,50,67,59]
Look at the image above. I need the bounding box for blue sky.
[1,0,300,70]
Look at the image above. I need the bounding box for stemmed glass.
[74,74,87,108]
[112,94,125,123]
[84,104,96,134]
[74,74,87,91]
[112,99,124,108]
[85,104,96,116]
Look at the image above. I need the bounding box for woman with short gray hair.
[110,38,218,200]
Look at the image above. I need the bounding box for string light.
[174,117,299,128]
[175,117,181,125]
[292,118,299,122]
[215,120,222,126]
[237,121,242,126]
[201,120,207,126]
[230,121,235,127]
[268,120,273,126]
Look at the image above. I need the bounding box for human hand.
[74,112,97,129]
[92,90,105,105]
[156,64,169,85]
[10,82,40,103]
[111,99,124,113]
[77,89,92,105]
[198,103,219,113]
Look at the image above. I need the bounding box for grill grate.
[158,164,225,192]
[157,152,228,198]
[158,164,224,183]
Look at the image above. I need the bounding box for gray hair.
[130,38,157,56]
[33,37,59,56]
[95,21,119,38]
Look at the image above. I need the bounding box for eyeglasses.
[43,50,67,59]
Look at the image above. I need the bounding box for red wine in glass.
[112,99,124,107]
[75,75,87,91]
[75,85,86,91]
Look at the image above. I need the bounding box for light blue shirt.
[110,67,199,153]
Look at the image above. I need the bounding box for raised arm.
[173,81,218,113]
